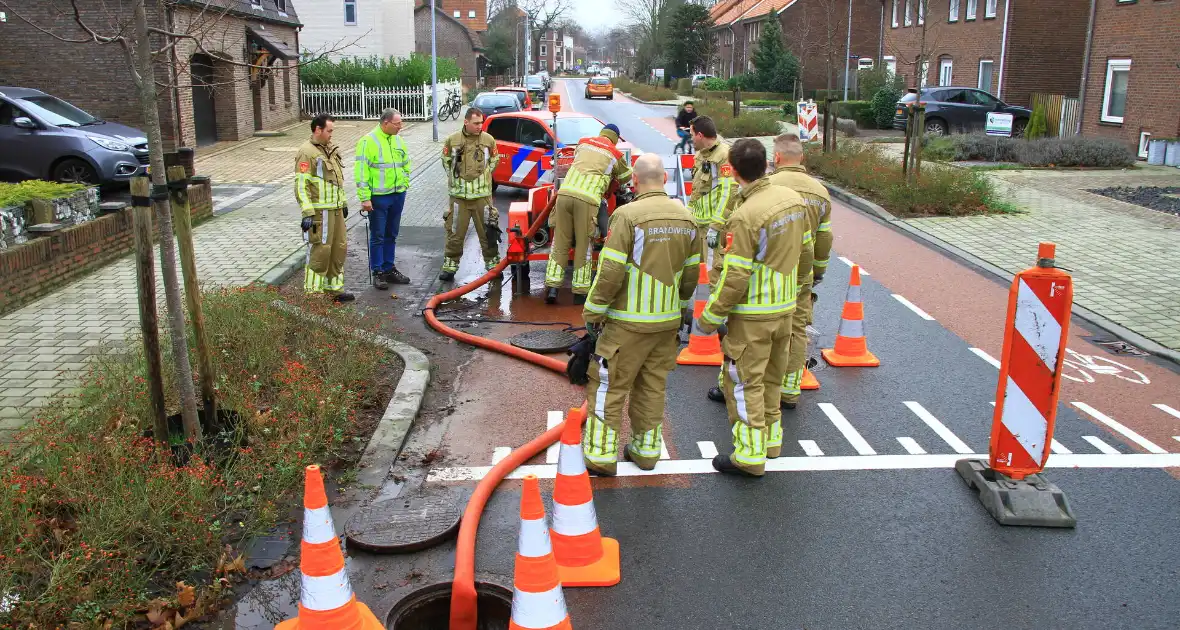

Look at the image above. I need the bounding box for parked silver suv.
[0,86,150,185]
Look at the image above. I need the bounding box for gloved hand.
[706,228,719,249]
[566,331,598,386]
[301,216,313,232]
[342,204,349,219]
[681,307,693,329]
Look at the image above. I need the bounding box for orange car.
[494,86,532,111]
[584,77,614,100]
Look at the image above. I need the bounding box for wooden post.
[902,105,912,176]
[131,176,169,443]
[912,106,926,184]
[831,101,839,152]
[167,166,217,425]
[733,88,741,118]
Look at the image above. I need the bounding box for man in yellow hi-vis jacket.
[694,139,807,477]
[355,108,411,290]
[580,153,701,476]
[687,115,736,286]
[440,108,501,281]
[295,114,353,302]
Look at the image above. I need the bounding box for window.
[942,89,968,103]
[918,59,929,86]
[250,0,261,7]
[892,0,899,26]
[268,72,275,105]
[452,10,459,17]
[518,119,550,147]
[884,56,897,75]
[938,58,953,86]
[486,117,518,142]
[468,9,475,17]
[0,102,24,125]
[283,62,291,101]
[344,0,356,24]
[1101,58,1131,123]
[918,0,925,24]
[275,0,286,11]
[540,45,547,55]
[1138,132,1151,158]
[984,0,996,17]
[948,0,958,21]
[965,0,976,19]
[540,59,548,70]
[904,0,912,25]
[978,59,994,93]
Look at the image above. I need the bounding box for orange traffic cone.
[801,368,820,390]
[510,474,574,630]
[275,465,384,630]
[821,265,880,367]
[551,407,620,587]
[677,262,723,366]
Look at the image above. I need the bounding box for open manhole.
[344,491,461,553]
[386,581,511,630]
[509,329,578,353]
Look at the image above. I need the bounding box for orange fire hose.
[422,193,588,630]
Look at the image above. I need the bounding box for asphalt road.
[341,79,1180,629]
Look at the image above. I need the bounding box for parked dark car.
[0,86,149,185]
[524,75,547,109]
[470,92,523,117]
[893,87,1031,136]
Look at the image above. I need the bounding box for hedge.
[300,53,461,86]
[924,134,1137,167]
[695,100,782,138]
[614,77,677,102]
[0,180,86,208]
[692,88,791,103]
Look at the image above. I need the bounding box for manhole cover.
[344,491,461,553]
[509,329,578,353]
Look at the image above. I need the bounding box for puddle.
[214,556,363,628]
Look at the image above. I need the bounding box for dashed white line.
[1153,403,1180,421]
[903,401,973,454]
[818,403,877,455]
[1081,435,1121,455]
[660,440,671,460]
[969,347,1002,369]
[1050,439,1072,455]
[212,188,263,212]
[545,410,563,463]
[697,441,718,459]
[491,446,512,465]
[837,257,869,275]
[1071,401,1168,454]
[799,440,825,457]
[891,294,935,320]
[1173,436,1180,445]
[896,437,927,454]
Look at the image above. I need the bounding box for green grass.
[0,180,86,208]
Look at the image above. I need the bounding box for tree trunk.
[132,0,202,441]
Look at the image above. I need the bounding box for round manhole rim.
[383,578,513,629]
[508,329,578,354]
[343,491,462,554]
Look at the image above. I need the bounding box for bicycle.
[436,89,463,121]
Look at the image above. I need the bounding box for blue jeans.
[676,129,691,152]
[368,192,405,271]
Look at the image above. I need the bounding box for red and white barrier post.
[956,242,1077,528]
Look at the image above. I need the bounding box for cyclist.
[674,101,698,154]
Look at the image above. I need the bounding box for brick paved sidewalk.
[0,117,460,439]
[904,167,1180,353]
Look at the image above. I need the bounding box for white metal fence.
[300,80,464,121]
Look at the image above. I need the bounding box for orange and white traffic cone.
[821,265,880,367]
[677,262,723,366]
[551,407,620,587]
[510,474,574,630]
[275,465,384,630]
[801,368,820,390]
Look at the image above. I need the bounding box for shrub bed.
[614,77,676,102]
[696,100,783,138]
[805,143,1017,217]
[0,180,87,208]
[923,134,1136,167]
[0,287,395,626]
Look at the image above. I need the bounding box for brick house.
[0,0,301,148]
[1077,0,1180,154]
[298,0,415,60]
[710,0,883,95]
[414,4,486,86]
[537,28,577,73]
[882,0,1089,108]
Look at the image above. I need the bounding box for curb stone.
[270,301,432,495]
[823,182,1180,368]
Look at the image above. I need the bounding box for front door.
[190,54,218,146]
[251,81,263,132]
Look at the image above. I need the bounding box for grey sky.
[570,2,611,33]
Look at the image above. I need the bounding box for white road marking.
[697,441,718,459]
[425,452,1180,482]
[837,257,869,275]
[969,347,1002,369]
[1174,436,1180,445]
[212,188,262,212]
[1071,401,1168,454]
[1082,435,1121,455]
[799,440,824,457]
[1050,439,1072,454]
[545,410,563,463]
[989,401,996,406]
[818,403,876,455]
[660,440,671,460]
[1153,403,1180,420]
[891,294,935,320]
[896,437,926,455]
[491,447,512,465]
[903,401,973,454]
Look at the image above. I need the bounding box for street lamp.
[431,0,438,141]
[843,0,853,101]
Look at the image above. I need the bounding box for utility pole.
[843,0,853,101]
[431,0,439,141]
[524,14,532,77]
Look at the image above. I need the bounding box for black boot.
[439,270,455,282]
[372,274,389,290]
[712,453,761,478]
[572,293,587,305]
[384,266,411,285]
[545,287,559,304]
[707,387,726,403]
[781,400,797,410]
[332,292,356,303]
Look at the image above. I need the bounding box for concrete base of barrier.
[955,459,1077,528]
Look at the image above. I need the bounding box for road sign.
[797,101,818,142]
[986,112,1014,137]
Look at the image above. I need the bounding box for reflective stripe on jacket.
[557,136,633,205]
[355,126,411,201]
[442,129,499,199]
[583,191,701,333]
[294,138,345,217]
[688,140,736,228]
[768,164,833,283]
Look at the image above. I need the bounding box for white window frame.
[904,0,913,26]
[452,10,459,17]
[1138,132,1151,159]
[978,58,994,92]
[884,55,897,75]
[1101,58,1131,124]
[918,0,925,24]
[919,59,929,87]
[343,0,357,25]
[965,0,976,19]
[468,9,476,18]
[985,0,997,17]
[892,0,899,27]
[948,0,958,22]
[938,58,953,86]
[540,44,547,55]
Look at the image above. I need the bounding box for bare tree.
[520,0,571,71]
[2,0,355,442]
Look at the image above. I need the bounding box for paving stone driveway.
[905,166,1180,352]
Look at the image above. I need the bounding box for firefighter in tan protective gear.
[296,113,354,302]
[687,115,737,284]
[439,108,501,281]
[545,123,633,305]
[769,133,833,409]
[581,153,702,476]
[694,139,808,477]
